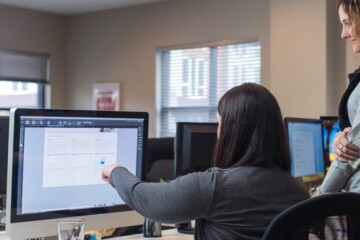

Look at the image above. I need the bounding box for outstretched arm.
[103,165,216,224]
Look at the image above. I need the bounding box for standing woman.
[318,0,360,194]
[102,83,309,240]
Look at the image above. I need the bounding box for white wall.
[0,5,67,108]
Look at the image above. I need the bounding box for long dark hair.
[213,83,291,171]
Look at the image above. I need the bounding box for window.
[0,49,50,109]
[157,40,261,137]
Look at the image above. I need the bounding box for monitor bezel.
[320,116,338,121]
[8,108,148,224]
[0,116,9,196]
[174,122,218,178]
[284,117,326,178]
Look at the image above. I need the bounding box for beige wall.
[66,0,271,137]
[66,0,347,137]
[327,0,346,115]
[0,5,67,108]
[0,0,348,137]
[270,0,344,119]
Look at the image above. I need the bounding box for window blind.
[0,50,50,83]
[158,41,261,137]
[0,49,50,109]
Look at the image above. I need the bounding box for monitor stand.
[176,222,194,235]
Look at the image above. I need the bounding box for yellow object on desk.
[85,228,117,239]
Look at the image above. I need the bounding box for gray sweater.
[318,81,360,194]
[110,166,309,240]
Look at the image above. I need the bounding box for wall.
[66,0,271,137]
[327,1,346,115]
[0,5,67,108]
[0,0,347,137]
[270,0,344,119]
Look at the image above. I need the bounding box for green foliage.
[159,178,170,183]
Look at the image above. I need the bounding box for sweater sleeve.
[109,166,217,224]
[347,123,360,169]
[346,85,360,169]
[318,125,360,194]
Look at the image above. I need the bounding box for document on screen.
[43,128,117,187]
[291,131,316,177]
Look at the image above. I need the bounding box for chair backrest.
[145,137,174,182]
[262,192,360,240]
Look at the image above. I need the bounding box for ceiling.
[0,0,168,15]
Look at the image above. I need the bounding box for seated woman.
[102,83,309,240]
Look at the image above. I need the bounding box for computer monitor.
[285,118,325,186]
[0,116,9,196]
[174,122,217,234]
[320,116,340,172]
[6,108,148,239]
[174,122,218,178]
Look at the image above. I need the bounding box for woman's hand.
[102,164,119,183]
[333,127,360,162]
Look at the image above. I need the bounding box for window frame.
[0,80,46,110]
[156,39,261,137]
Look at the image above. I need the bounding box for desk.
[113,229,193,240]
[0,229,193,240]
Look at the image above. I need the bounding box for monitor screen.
[285,118,325,183]
[174,122,218,178]
[320,116,340,172]
[6,108,148,239]
[0,116,9,196]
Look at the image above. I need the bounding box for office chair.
[146,137,174,182]
[262,192,360,240]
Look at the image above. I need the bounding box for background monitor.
[174,122,218,178]
[6,108,148,239]
[174,122,218,234]
[285,117,325,185]
[320,116,340,172]
[0,116,9,196]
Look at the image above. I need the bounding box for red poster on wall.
[93,83,120,111]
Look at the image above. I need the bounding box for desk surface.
[112,229,193,240]
[0,229,193,240]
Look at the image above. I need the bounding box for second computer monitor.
[320,116,340,172]
[174,122,218,178]
[285,118,325,184]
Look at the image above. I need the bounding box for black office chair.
[145,137,174,182]
[262,192,360,240]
